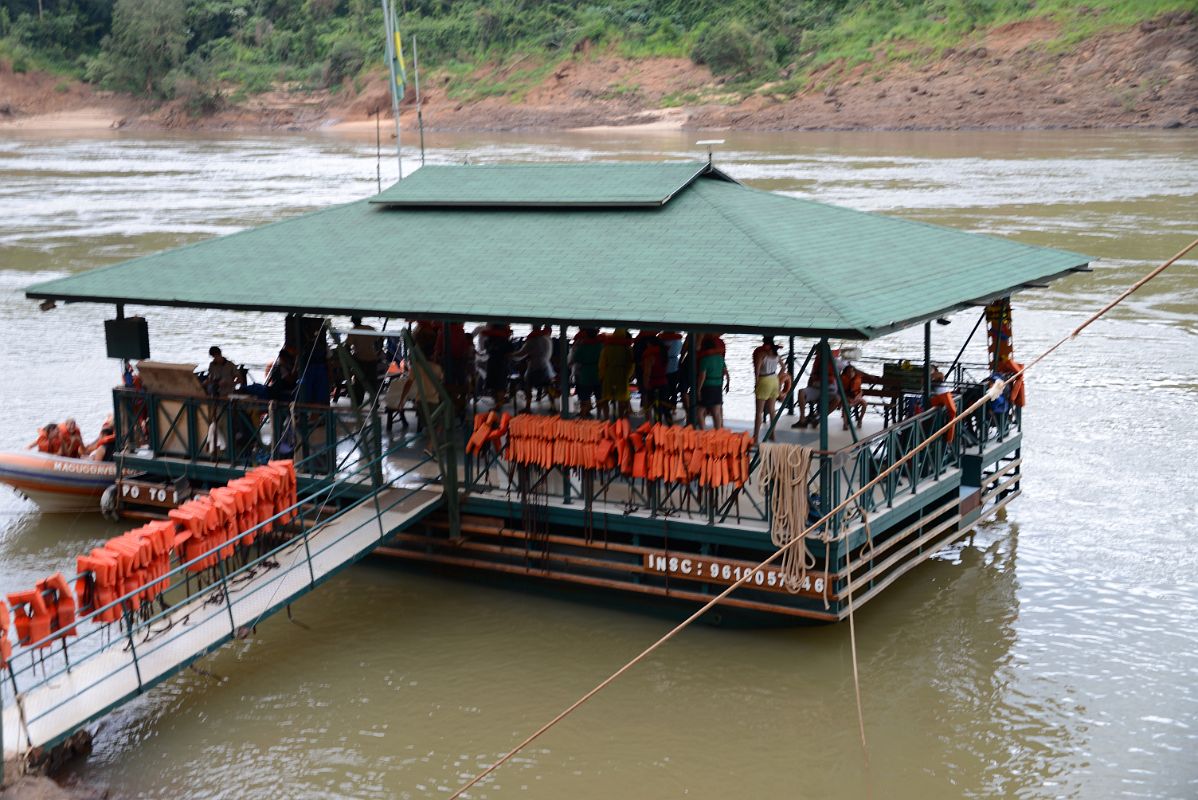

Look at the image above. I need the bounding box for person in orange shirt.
[928,365,958,442]
[839,363,868,431]
[27,423,63,455]
[59,418,86,458]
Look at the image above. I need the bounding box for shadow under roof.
[26,161,1090,339]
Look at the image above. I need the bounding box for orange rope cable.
[448,237,1198,799]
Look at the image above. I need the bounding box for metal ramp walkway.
[2,478,442,760]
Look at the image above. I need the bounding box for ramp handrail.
[2,433,437,717]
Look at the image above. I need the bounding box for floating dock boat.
[0,451,115,513]
[19,159,1091,623]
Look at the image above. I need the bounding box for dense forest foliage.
[0,0,1189,106]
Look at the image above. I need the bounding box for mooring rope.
[448,237,1198,799]
[759,443,816,592]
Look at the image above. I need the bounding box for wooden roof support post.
[784,335,796,415]
[559,323,573,506]
[558,324,570,420]
[688,334,698,428]
[923,321,932,408]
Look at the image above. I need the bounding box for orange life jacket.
[842,368,863,398]
[929,391,958,443]
[0,604,12,668]
[7,589,52,649]
[60,424,85,458]
[36,430,62,454]
[77,551,120,623]
[36,572,77,640]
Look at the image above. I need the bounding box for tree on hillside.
[89,0,185,96]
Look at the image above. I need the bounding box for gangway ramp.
[2,486,441,758]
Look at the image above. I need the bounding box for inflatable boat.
[0,450,116,513]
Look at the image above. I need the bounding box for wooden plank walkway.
[2,488,441,757]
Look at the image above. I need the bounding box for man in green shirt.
[695,335,730,430]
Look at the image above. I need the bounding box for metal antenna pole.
[414,35,426,167]
[380,0,403,179]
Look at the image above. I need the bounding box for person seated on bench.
[840,363,867,431]
[792,349,846,428]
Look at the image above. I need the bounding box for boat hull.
[0,451,115,513]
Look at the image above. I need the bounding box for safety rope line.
[847,502,873,766]
[455,238,1198,799]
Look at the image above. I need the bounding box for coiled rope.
[449,237,1198,800]
[759,443,816,592]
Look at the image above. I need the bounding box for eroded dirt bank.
[1,13,1194,134]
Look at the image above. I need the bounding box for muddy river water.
[0,128,1195,798]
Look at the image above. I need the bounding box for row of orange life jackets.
[167,460,296,573]
[487,413,753,489]
[0,460,298,663]
[34,421,87,457]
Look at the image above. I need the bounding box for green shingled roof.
[26,162,1089,339]
[369,161,719,207]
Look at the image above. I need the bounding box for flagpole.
[380,0,403,179]
[413,35,425,167]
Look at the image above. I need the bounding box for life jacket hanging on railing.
[267,460,297,523]
[0,604,12,668]
[75,551,120,623]
[467,411,511,457]
[929,391,958,443]
[35,572,77,641]
[6,589,51,649]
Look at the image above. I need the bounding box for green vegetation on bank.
[0,0,1191,108]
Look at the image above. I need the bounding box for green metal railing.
[461,383,1020,538]
[113,388,368,477]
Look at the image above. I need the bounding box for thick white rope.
[760,443,816,592]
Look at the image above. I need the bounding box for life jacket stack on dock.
[484,413,753,491]
[0,460,298,660]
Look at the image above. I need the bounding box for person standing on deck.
[347,316,381,404]
[632,329,654,414]
[599,328,635,419]
[480,322,515,410]
[570,328,604,419]
[206,346,239,398]
[512,324,557,413]
[436,322,474,416]
[267,345,299,402]
[640,331,669,423]
[677,332,695,420]
[413,320,440,361]
[752,336,782,441]
[696,334,730,430]
[660,330,684,421]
